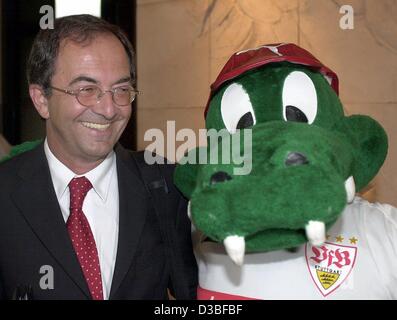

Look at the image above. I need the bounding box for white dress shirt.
[44,139,119,300]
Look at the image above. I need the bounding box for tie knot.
[69,176,93,210]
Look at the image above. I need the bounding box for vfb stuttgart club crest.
[305,242,357,297]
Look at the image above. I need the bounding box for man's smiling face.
[44,33,132,167]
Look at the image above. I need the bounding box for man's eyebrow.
[68,76,98,86]
[112,77,132,85]
[68,76,132,87]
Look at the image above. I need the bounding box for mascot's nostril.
[210,171,232,185]
[285,152,309,166]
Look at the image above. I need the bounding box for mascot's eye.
[236,112,254,129]
[285,106,308,123]
[210,171,232,185]
[221,83,256,133]
[282,71,317,124]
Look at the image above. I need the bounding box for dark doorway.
[1,0,55,145]
[1,0,137,150]
[102,0,137,150]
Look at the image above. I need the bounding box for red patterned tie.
[67,176,104,300]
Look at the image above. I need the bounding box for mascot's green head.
[174,43,388,265]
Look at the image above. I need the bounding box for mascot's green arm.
[0,139,42,164]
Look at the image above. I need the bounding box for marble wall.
[137,0,397,206]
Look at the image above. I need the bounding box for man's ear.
[29,84,50,119]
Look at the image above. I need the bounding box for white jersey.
[195,197,397,299]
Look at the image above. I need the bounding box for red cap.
[204,43,339,117]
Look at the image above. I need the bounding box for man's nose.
[91,91,117,119]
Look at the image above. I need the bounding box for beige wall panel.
[299,0,397,104]
[204,0,299,81]
[137,107,206,160]
[137,0,211,109]
[137,0,172,5]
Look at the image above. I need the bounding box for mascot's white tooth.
[345,176,356,203]
[187,201,192,220]
[305,221,326,246]
[223,235,245,266]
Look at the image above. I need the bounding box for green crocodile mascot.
[174,43,397,299]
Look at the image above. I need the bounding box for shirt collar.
[44,138,116,202]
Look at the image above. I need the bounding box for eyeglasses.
[50,84,139,107]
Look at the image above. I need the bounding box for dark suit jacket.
[0,143,197,299]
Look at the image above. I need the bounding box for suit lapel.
[109,145,149,299]
[11,144,91,299]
